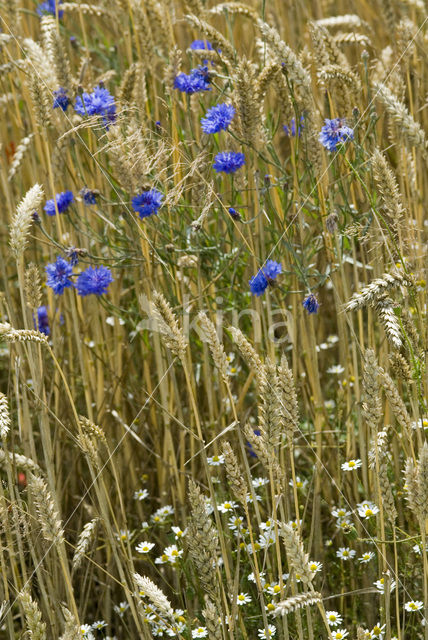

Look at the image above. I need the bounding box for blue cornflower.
[45,257,74,295]
[283,115,304,137]
[74,86,116,124]
[36,0,63,18]
[302,293,319,314]
[263,260,282,280]
[131,189,163,219]
[80,187,97,205]
[53,87,69,111]
[201,103,235,134]
[34,306,50,336]
[44,191,74,216]
[75,266,113,296]
[319,118,354,152]
[174,66,211,94]
[249,260,282,296]
[213,151,245,174]
[228,207,241,220]
[190,40,214,51]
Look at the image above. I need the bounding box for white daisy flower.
[134,488,149,501]
[341,459,362,471]
[192,627,208,638]
[374,578,396,593]
[336,547,356,560]
[370,622,386,638]
[252,476,269,488]
[218,500,238,513]
[257,624,277,638]
[80,625,95,639]
[359,551,375,564]
[357,502,380,518]
[331,629,349,639]
[289,476,308,490]
[113,601,129,617]
[236,592,252,605]
[92,620,107,630]
[327,364,345,374]
[325,611,342,627]
[163,545,183,563]
[228,516,245,531]
[171,526,187,539]
[248,571,266,585]
[308,560,322,573]
[332,507,351,519]
[404,600,423,612]
[135,541,155,554]
[207,454,225,466]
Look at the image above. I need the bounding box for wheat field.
[0,0,427,638]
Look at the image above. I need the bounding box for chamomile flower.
[370,622,386,638]
[336,547,356,560]
[326,611,343,627]
[80,625,95,639]
[335,518,352,531]
[259,531,276,548]
[357,502,380,519]
[134,488,149,501]
[332,507,352,519]
[252,477,269,488]
[171,526,187,539]
[331,629,349,640]
[260,519,276,532]
[151,505,174,523]
[327,364,345,374]
[374,577,396,593]
[116,529,132,542]
[308,560,322,573]
[135,541,155,554]
[228,515,245,531]
[289,476,308,490]
[413,542,428,555]
[113,601,129,617]
[258,625,277,638]
[207,454,225,466]
[92,621,107,630]
[341,459,362,471]
[248,571,266,585]
[162,545,183,563]
[404,601,423,612]
[267,581,287,596]
[218,500,238,513]
[359,551,375,564]
[191,625,208,637]
[411,418,428,430]
[236,593,252,605]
